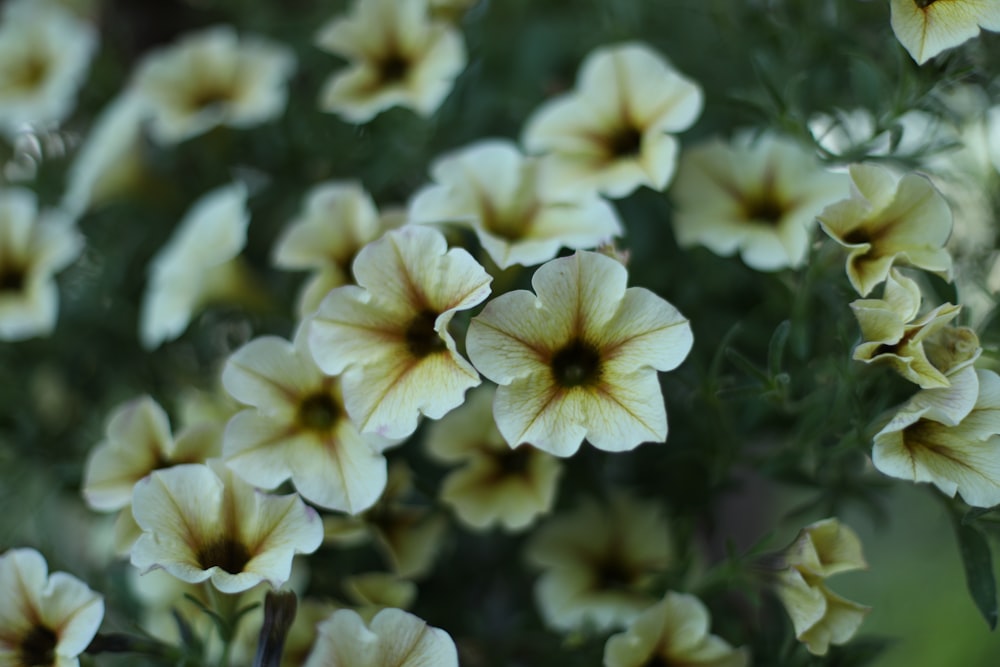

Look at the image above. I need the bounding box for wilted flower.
[467,250,692,457]
[316,0,466,122]
[890,0,1000,64]
[409,139,622,269]
[522,42,702,199]
[303,608,458,667]
[671,132,846,271]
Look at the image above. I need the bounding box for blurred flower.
[133,25,295,144]
[0,0,97,132]
[425,384,562,531]
[467,250,692,457]
[140,182,250,349]
[222,324,391,515]
[429,0,478,22]
[409,139,622,269]
[308,225,491,439]
[526,494,673,632]
[671,132,846,271]
[342,572,418,622]
[873,367,1000,507]
[818,163,953,297]
[130,462,323,593]
[316,0,466,122]
[0,187,82,341]
[522,42,702,199]
[0,548,104,667]
[303,608,458,667]
[890,0,1000,64]
[774,518,869,656]
[603,591,748,667]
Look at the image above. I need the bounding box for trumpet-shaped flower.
[522,42,703,199]
[425,384,562,531]
[890,0,1000,64]
[131,462,323,593]
[603,592,748,667]
[0,188,82,341]
[140,182,250,349]
[526,494,674,632]
[309,225,491,439]
[671,132,847,271]
[316,0,466,122]
[818,163,953,296]
[409,139,622,269]
[466,250,692,456]
[222,325,391,515]
[133,25,295,144]
[303,608,458,667]
[0,548,104,667]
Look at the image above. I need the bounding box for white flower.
[890,0,1000,64]
[304,608,458,667]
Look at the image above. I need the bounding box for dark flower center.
[914,0,939,8]
[642,655,672,667]
[10,56,49,92]
[19,624,57,667]
[189,85,233,111]
[378,54,410,83]
[608,126,643,158]
[196,538,252,574]
[0,266,25,292]
[841,227,871,245]
[495,445,535,477]
[551,339,602,388]
[297,391,341,432]
[742,195,785,225]
[405,309,446,357]
[595,556,636,591]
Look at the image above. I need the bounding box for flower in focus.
[671,132,846,271]
[222,325,391,514]
[603,591,748,667]
[526,494,673,632]
[467,250,692,456]
[140,182,250,349]
[315,0,466,122]
[425,384,562,531]
[889,0,1000,65]
[0,548,104,667]
[0,187,82,341]
[818,163,953,297]
[309,225,491,439]
[522,42,702,199]
[303,608,458,667]
[774,518,869,656]
[130,462,323,593]
[409,139,622,269]
[0,0,97,132]
[133,25,295,144]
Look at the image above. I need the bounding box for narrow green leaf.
[725,348,769,384]
[955,522,998,630]
[768,320,791,380]
[963,505,1000,525]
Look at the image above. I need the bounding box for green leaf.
[955,522,998,630]
[963,505,1000,525]
[768,320,791,379]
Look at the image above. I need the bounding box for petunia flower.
[603,591,748,667]
[132,25,295,145]
[315,0,466,122]
[817,163,953,297]
[0,187,82,341]
[466,250,692,457]
[671,132,847,271]
[526,494,674,632]
[425,384,562,531]
[890,0,1000,65]
[303,608,458,667]
[222,324,391,515]
[0,548,104,667]
[409,139,622,269]
[341,572,418,622]
[522,41,703,199]
[140,182,251,349]
[308,225,491,439]
[130,462,323,594]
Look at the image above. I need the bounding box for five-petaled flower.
[889,0,1000,65]
[303,608,458,667]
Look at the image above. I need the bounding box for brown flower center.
[405,309,446,357]
[914,0,939,8]
[642,655,672,667]
[196,538,252,574]
[608,125,643,159]
[297,391,341,432]
[0,266,25,292]
[188,84,234,111]
[551,339,602,388]
[495,445,535,477]
[594,555,637,591]
[19,624,57,667]
[377,53,410,83]
[742,194,785,225]
[6,55,50,93]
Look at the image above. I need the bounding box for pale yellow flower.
[522,42,702,199]
[130,462,323,594]
[0,548,104,667]
[308,225,491,439]
[0,188,82,341]
[316,0,466,122]
[818,163,953,297]
[409,139,622,269]
[425,384,562,531]
[342,572,418,622]
[466,250,692,457]
[603,592,748,667]
[133,25,295,145]
[303,608,458,667]
[222,324,391,515]
[671,132,847,271]
[526,494,673,632]
[890,0,1000,64]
